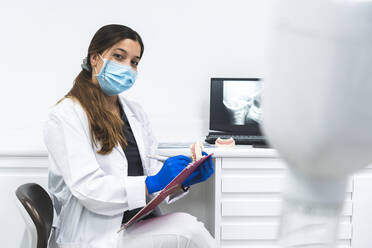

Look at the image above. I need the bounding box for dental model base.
[215,137,236,148]
[263,0,372,247]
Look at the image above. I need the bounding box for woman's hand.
[145,155,191,194]
[182,152,214,187]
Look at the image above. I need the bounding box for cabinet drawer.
[222,175,282,193]
[222,158,286,169]
[220,243,350,248]
[221,222,352,240]
[222,175,353,193]
[222,199,353,217]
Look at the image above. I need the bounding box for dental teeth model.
[190,141,204,163]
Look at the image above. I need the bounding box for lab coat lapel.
[118,97,147,173]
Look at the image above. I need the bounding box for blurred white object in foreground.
[263,0,372,247]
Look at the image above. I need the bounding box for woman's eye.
[113,53,124,60]
[132,60,139,66]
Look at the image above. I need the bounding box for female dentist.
[43,24,216,248]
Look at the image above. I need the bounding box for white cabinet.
[351,167,372,248]
[214,156,353,248]
[159,146,355,248]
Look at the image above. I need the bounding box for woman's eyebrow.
[115,48,128,54]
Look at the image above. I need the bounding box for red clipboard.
[117,153,213,232]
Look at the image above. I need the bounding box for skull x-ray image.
[223,81,263,125]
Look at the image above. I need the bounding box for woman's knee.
[170,213,215,247]
[121,213,216,248]
[170,212,197,223]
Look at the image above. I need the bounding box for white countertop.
[158,144,279,158]
[0,144,279,158]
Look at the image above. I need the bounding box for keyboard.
[205,133,266,145]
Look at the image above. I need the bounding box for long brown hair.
[62,24,144,155]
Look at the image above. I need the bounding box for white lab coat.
[43,96,188,248]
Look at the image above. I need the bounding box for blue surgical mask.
[95,55,137,96]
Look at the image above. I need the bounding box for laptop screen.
[209,78,263,134]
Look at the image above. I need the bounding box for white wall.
[0,0,271,150]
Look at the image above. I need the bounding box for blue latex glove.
[145,155,192,194]
[182,152,214,187]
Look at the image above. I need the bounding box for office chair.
[15,183,53,248]
[14,183,162,248]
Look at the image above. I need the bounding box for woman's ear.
[90,53,98,68]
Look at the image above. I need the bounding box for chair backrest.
[16,183,54,248]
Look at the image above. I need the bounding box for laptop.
[205,78,268,146]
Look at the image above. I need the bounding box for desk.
[1,148,371,247]
[158,145,354,248]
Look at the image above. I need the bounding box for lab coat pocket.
[95,148,127,175]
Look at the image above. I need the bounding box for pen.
[147,154,168,162]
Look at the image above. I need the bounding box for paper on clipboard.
[117,153,213,232]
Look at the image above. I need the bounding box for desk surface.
[0,144,279,158]
[158,144,279,158]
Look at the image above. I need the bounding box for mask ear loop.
[96,53,110,84]
[94,54,105,76]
